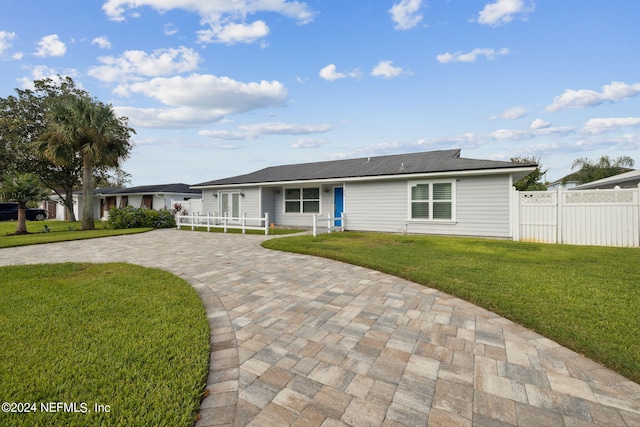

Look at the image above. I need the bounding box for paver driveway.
[1,229,639,426]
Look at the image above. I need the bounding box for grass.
[262,232,640,384]
[0,263,209,427]
[0,220,151,248]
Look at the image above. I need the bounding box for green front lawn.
[262,233,640,384]
[0,220,151,248]
[0,263,209,427]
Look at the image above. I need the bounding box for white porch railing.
[176,212,270,235]
[312,213,345,237]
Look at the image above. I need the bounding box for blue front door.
[333,187,344,226]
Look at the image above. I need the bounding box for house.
[51,183,202,220]
[547,168,636,191]
[546,172,581,191]
[572,169,640,190]
[192,149,537,238]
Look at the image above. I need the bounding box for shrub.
[108,206,176,229]
[152,208,177,229]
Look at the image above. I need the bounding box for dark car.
[0,202,48,221]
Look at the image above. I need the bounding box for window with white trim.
[409,181,454,220]
[285,187,320,213]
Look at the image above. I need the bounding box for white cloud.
[292,138,327,148]
[239,122,332,135]
[126,74,287,109]
[102,0,314,22]
[477,0,534,27]
[114,74,288,128]
[530,118,551,129]
[574,133,640,152]
[34,34,66,57]
[164,23,179,36]
[371,60,405,78]
[545,81,640,112]
[92,36,111,49]
[436,48,509,63]
[197,20,269,44]
[337,123,575,159]
[0,31,16,56]
[115,106,230,128]
[102,0,314,44]
[491,106,528,119]
[88,46,201,83]
[319,64,344,81]
[319,64,360,81]
[198,129,253,140]
[200,122,332,140]
[582,117,640,134]
[389,0,423,30]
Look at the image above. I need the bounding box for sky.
[1,0,639,186]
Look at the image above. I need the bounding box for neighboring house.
[546,173,581,191]
[547,168,636,191]
[51,183,201,221]
[572,169,640,190]
[192,149,536,238]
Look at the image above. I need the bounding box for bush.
[108,206,176,229]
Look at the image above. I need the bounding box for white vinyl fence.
[512,187,640,247]
[170,198,203,215]
[176,212,270,235]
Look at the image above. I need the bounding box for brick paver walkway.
[1,229,639,426]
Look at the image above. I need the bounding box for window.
[285,187,320,213]
[141,195,153,209]
[409,181,454,220]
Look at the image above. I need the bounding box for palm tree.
[1,173,49,235]
[39,95,134,230]
[569,155,635,184]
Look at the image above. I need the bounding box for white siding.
[201,187,262,225]
[345,175,513,238]
[452,175,512,237]
[202,189,217,215]
[240,188,261,225]
[344,180,408,233]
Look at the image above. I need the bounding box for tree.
[0,173,49,235]
[94,167,132,189]
[39,95,134,230]
[568,155,635,184]
[511,156,548,191]
[1,77,89,221]
[1,77,133,222]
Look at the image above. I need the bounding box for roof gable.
[195,149,534,187]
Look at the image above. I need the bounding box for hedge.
[107,206,176,229]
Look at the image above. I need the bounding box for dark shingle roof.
[194,149,535,187]
[90,183,201,196]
